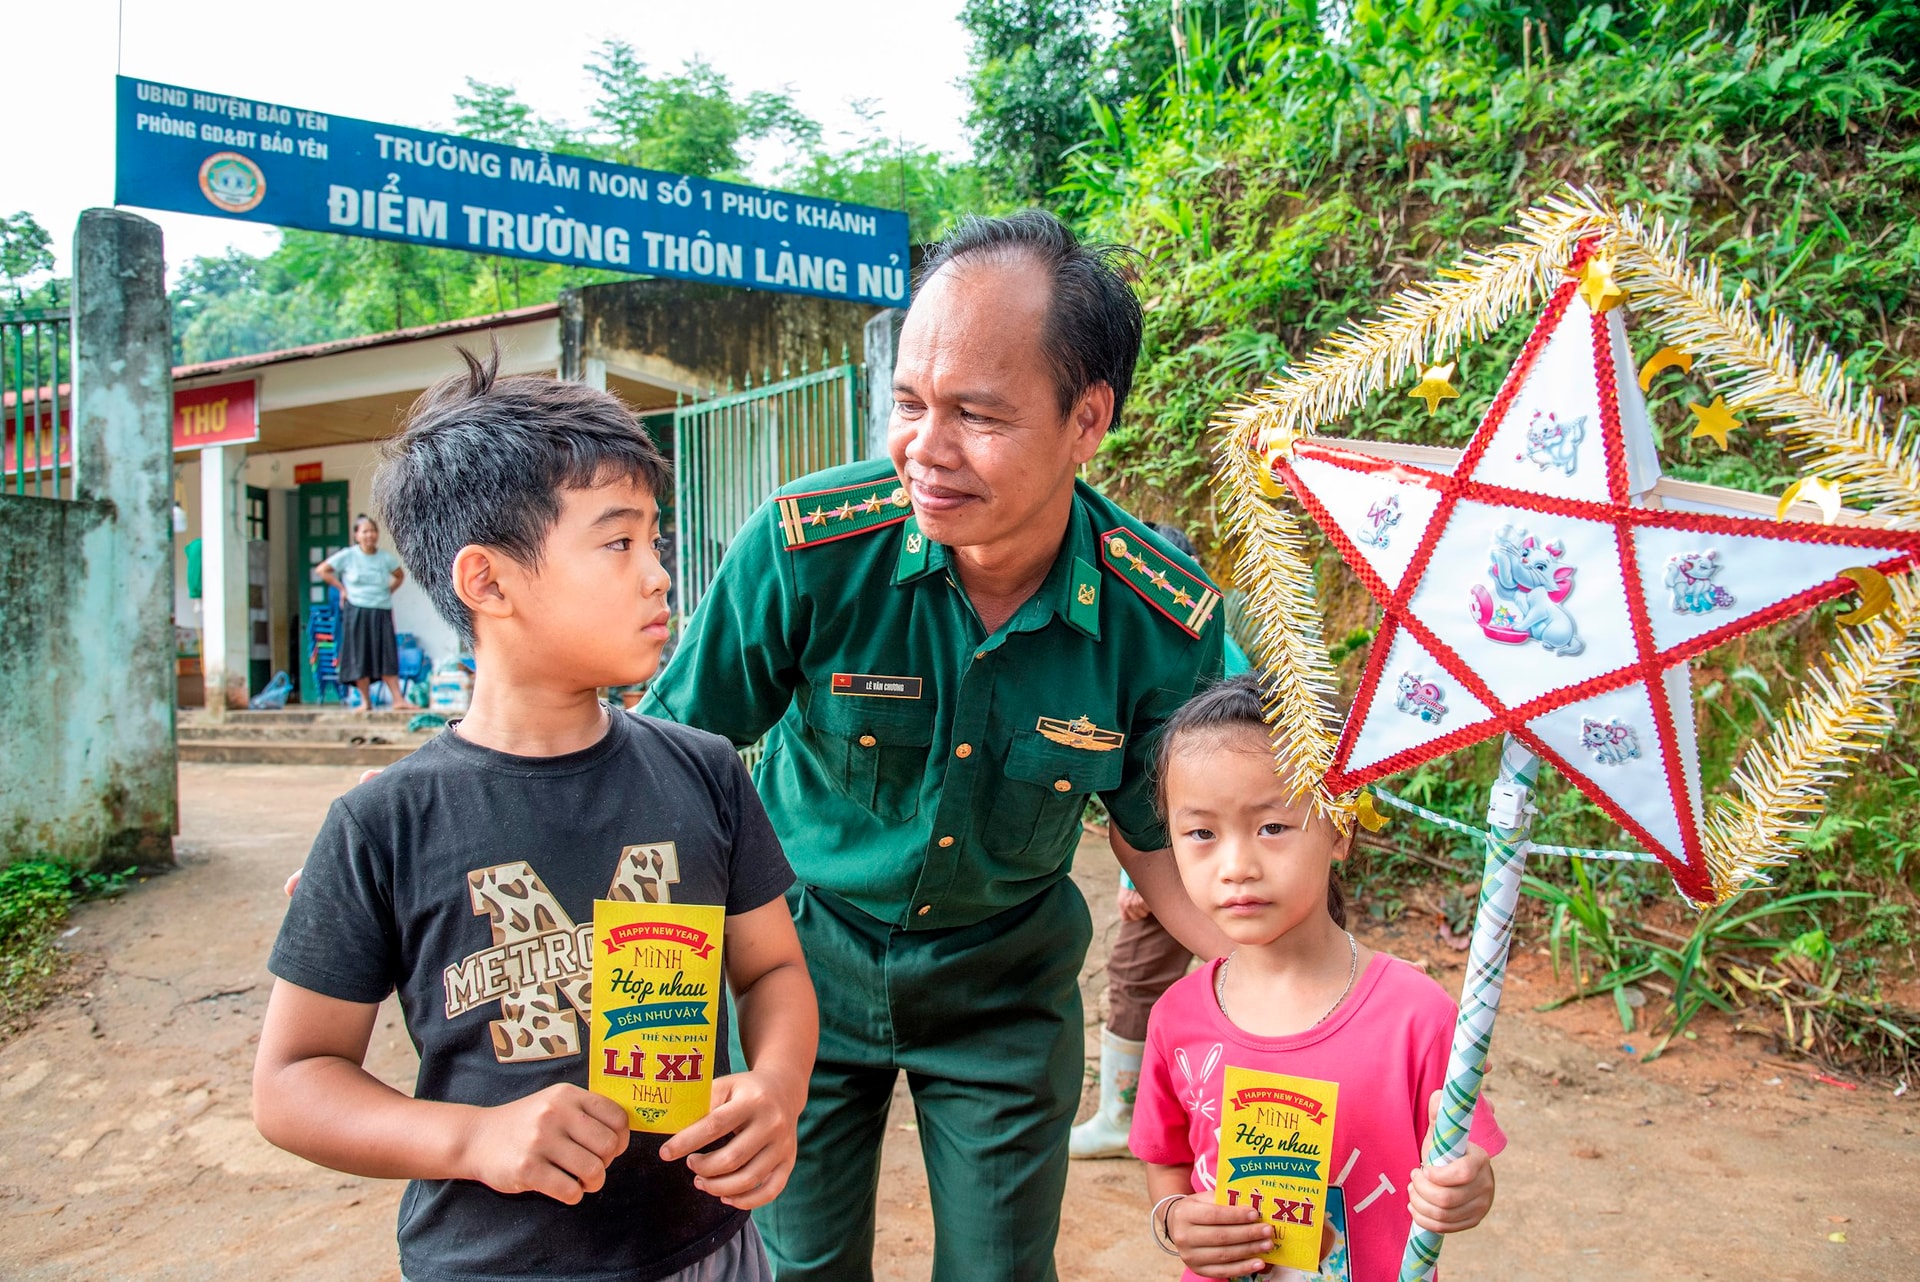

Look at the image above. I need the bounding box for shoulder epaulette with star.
[1100,526,1220,638]
[777,477,913,549]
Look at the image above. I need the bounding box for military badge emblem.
[1036,715,1124,751]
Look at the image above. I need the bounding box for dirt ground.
[2,763,1915,1280]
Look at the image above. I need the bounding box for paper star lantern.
[1268,271,1920,902]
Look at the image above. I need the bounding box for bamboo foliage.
[1216,186,1920,899]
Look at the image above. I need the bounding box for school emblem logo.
[198,151,266,213]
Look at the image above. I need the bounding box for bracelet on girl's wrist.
[1149,1193,1186,1256]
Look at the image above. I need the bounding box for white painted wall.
[173,442,464,692]
[245,441,463,671]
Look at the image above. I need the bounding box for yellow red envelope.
[1213,1065,1340,1273]
[589,900,724,1134]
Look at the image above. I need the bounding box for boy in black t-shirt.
[256,349,817,1282]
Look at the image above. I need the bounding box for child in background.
[1130,676,1501,1281]
[255,349,817,1282]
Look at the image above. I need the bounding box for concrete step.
[177,708,426,729]
[177,722,438,743]
[177,739,424,766]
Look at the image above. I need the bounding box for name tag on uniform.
[831,672,923,699]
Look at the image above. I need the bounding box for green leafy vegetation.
[0,861,126,1033]
[1027,0,1920,1073]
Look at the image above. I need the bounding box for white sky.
[0,0,974,282]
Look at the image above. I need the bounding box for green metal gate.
[2,303,72,499]
[672,354,865,621]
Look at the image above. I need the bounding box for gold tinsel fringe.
[1585,192,1920,530]
[1699,576,1920,901]
[1216,184,1920,899]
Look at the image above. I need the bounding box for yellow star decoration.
[1172,587,1194,608]
[805,507,828,527]
[1148,569,1173,591]
[1577,254,1628,313]
[1687,395,1742,450]
[830,502,855,521]
[862,493,886,513]
[1406,361,1460,416]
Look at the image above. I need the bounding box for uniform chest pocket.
[804,690,936,822]
[985,733,1127,858]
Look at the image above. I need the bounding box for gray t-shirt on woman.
[325,544,403,608]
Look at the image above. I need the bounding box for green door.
[294,479,351,704]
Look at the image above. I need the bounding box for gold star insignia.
[805,507,828,527]
[862,493,885,513]
[1149,569,1172,591]
[1577,254,1627,313]
[1687,395,1741,450]
[830,502,856,521]
[1171,587,1194,607]
[1126,553,1148,573]
[1407,360,1459,416]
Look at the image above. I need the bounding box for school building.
[166,275,895,710]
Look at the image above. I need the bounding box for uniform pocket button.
[858,734,877,747]
[937,836,955,848]
[916,904,932,917]
[1053,779,1072,792]
[955,743,972,758]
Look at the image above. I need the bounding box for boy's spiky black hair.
[373,343,671,645]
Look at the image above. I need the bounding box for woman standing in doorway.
[319,515,414,712]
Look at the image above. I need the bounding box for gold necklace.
[1215,931,1359,1030]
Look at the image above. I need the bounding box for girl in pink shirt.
[1130,676,1503,1281]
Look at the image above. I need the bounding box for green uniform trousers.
[752,878,1092,1281]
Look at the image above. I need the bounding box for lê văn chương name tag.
[590,900,724,1134]
[1213,1065,1340,1273]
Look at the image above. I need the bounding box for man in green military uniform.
[641,211,1228,1280]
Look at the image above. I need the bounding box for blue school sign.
[115,76,911,307]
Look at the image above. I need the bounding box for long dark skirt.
[337,603,400,683]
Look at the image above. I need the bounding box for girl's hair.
[1153,673,1347,928]
[351,513,377,533]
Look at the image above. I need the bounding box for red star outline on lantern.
[1266,244,1920,902]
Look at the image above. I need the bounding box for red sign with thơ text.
[3,378,259,474]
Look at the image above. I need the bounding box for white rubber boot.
[1070,1028,1145,1159]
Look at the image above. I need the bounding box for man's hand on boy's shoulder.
[462,1083,632,1206]
[658,1068,803,1211]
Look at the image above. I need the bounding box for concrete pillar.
[68,207,177,866]
[200,444,250,716]
[863,308,903,460]
[582,356,608,390]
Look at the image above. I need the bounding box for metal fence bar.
[2,307,72,500]
[672,361,867,622]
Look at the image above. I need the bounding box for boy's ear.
[451,544,513,624]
